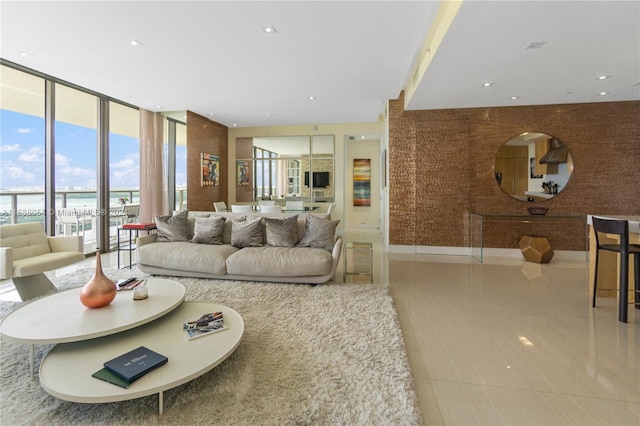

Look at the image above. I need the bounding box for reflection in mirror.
[494,132,573,202]
[237,135,334,203]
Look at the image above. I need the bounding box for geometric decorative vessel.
[79,251,117,308]
[519,235,554,263]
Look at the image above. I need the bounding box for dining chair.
[258,200,275,206]
[285,201,304,211]
[591,217,640,323]
[231,204,253,213]
[260,205,282,213]
[326,203,336,216]
[55,208,87,239]
[124,205,139,223]
[213,201,228,212]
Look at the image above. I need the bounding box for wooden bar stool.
[591,217,640,323]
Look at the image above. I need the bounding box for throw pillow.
[297,214,340,251]
[191,216,225,245]
[231,217,263,248]
[155,210,190,242]
[265,215,298,247]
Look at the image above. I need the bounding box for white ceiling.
[1,1,638,129]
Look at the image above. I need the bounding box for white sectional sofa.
[136,211,342,284]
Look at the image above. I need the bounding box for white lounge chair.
[0,222,84,300]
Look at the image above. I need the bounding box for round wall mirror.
[494,132,573,202]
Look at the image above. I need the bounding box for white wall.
[345,138,380,229]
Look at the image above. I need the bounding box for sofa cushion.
[155,210,190,242]
[265,215,298,247]
[191,216,225,245]
[226,246,332,277]
[296,214,340,251]
[138,241,238,275]
[187,212,210,237]
[231,217,263,248]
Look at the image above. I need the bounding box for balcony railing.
[0,188,186,252]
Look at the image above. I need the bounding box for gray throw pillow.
[191,216,225,245]
[155,210,190,242]
[297,214,340,251]
[265,215,298,247]
[231,217,263,248]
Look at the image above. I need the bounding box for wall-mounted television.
[304,171,330,188]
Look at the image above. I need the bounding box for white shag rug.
[0,268,422,425]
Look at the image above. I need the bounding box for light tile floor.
[2,229,639,425]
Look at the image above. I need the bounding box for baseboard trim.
[388,245,470,256]
[388,245,587,261]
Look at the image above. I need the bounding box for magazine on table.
[183,311,223,330]
[184,311,227,340]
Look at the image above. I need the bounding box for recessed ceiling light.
[266,112,274,116]
[155,105,162,109]
[309,96,316,100]
[599,92,608,96]
[525,41,546,50]
[209,112,215,116]
[20,51,33,57]
[232,123,237,127]
[130,40,144,47]
[361,136,365,139]
[511,96,520,100]
[597,75,610,80]
[262,26,277,34]
[482,82,493,87]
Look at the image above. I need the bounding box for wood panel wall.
[186,111,228,211]
[388,95,640,250]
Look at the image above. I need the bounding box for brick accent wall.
[389,95,640,250]
[186,111,228,211]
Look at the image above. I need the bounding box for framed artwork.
[530,157,543,179]
[353,158,371,206]
[201,153,219,187]
[236,160,250,186]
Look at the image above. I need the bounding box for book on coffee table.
[92,367,131,388]
[121,222,156,230]
[103,346,168,383]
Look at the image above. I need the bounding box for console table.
[470,213,586,262]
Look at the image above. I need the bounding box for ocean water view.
[0,190,141,225]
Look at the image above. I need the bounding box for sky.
[0,109,186,191]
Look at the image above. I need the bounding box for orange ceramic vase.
[80,252,117,309]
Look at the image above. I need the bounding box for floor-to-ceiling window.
[109,101,140,245]
[0,65,46,225]
[175,121,187,211]
[54,83,98,247]
[1,61,141,254]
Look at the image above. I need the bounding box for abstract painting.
[353,158,371,206]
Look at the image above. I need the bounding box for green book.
[92,367,131,389]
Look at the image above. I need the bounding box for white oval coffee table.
[39,302,244,415]
[0,278,186,377]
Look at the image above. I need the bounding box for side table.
[118,223,157,269]
[344,241,373,283]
